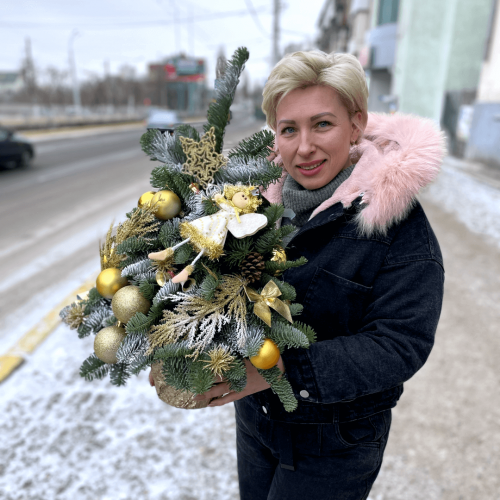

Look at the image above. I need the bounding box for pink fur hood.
[262,112,447,236]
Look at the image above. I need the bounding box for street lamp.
[68,29,82,114]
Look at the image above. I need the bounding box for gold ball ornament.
[94,325,127,364]
[151,190,182,220]
[96,268,128,299]
[250,338,281,370]
[111,285,151,324]
[138,190,156,208]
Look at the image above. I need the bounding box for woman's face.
[276,85,360,190]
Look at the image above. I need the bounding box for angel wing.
[227,213,268,239]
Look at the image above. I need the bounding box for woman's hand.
[194,356,285,407]
[148,357,285,406]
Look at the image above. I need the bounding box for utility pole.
[68,29,82,114]
[272,0,281,67]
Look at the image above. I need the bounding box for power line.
[244,0,270,37]
[0,8,271,29]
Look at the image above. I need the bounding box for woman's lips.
[296,159,326,176]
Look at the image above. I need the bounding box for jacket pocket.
[301,267,373,339]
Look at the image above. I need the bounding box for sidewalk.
[421,154,500,249]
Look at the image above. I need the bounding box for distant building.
[317,0,350,53]
[148,55,207,115]
[466,0,500,167]
[0,72,23,96]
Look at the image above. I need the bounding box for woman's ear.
[350,111,365,144]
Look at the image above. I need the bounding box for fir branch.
[139,281,157,301]
[174,243,194,265]
[199,273,220,301]
[110,362,131,386]
[125,312,151,334]
[153,280,180,305]
[202,197,220,215]
[79,308,113,338]
[188,356,217,394]
[153,341,193,360]
[116,236,156,259]
[150,165,194,201]
[158,218,181,247]
[116,331,149,364]
[288,303,303,316]
[225,237,253,267]
[254,226,296,254]
[263,204,285,227]
[80,354,110,381]
[121,258,152,278]
[224,358,247,393]
[228,129,275,162]
[258,367,298,412]
[205,46,249,153]
[130,352,154,375]
[264,322,310,350]
[161,357,192,391]
[291,320,317,345]
[213,157,283,189]
[264,256,307,275]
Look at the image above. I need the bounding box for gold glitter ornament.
[111,285,151,324]
[250,338,280,370]
[180,127,227,188]
[96,268,128,299]
[94,325,127,364]
[151,190,182,220]
[150,361,209,409]
[138,190,156,208]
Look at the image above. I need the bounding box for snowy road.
[1,118,499,499]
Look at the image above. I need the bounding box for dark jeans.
[235,397,391,500]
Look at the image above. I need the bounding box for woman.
[181,51,444,499]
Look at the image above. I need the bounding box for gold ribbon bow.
[245,280,293,327]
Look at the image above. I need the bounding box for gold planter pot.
[150,361,209,409]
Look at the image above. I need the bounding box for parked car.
[0,127,35,169]
[145,109,181,134]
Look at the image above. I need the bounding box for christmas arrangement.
[60,47,316,412]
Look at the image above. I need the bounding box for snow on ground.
[421,160,500,249]
[0,323,239,500]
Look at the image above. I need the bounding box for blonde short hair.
[262,51,369,142]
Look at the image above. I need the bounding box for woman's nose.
[297,132,316,157]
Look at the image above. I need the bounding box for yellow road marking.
[0,275,97,383]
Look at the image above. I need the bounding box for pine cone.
[240,252,265,284]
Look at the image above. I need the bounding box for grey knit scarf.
[282,164,355,228]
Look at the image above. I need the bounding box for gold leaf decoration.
[100,203,161,270]
[148,275,248,355]
[180,127,227,189]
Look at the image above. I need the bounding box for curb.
[0,275,97,383]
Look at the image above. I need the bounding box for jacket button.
[262,406,268,414]
[299,390,309,398]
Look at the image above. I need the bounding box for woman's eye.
[316,120,332,128]
[281,126,295,135]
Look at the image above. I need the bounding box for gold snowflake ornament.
[180,127,227,189]
[203,346,235,378]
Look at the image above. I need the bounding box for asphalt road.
[0,116,498,499]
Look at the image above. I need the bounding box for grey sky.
[1,0,324,87]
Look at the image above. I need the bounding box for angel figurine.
[148,185,268,283]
